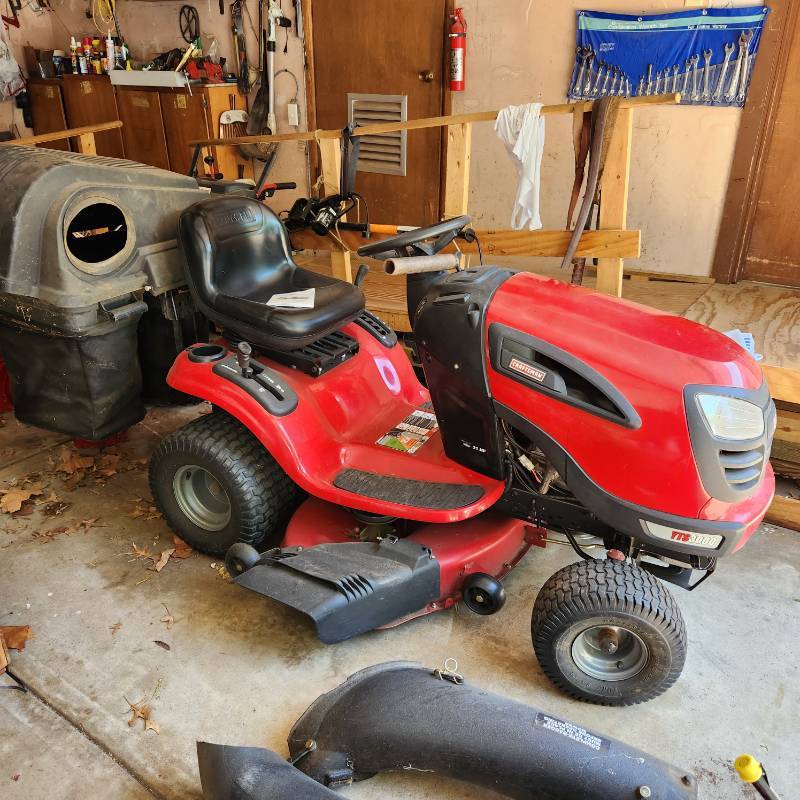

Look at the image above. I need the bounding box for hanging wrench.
[682,58,692,95]
[725,33,748,102]
[646,63,654,95]
[713,40,735,102]
[702,48,713,101]
[654,70,662,94]
[665,68,673,93]
[600,64,611,96]
[583,51,595,96]
[672,64,679,94]
[591,61,605,95]
[736,30,754,103]
[637,75,645,96]
[609,65,619,95]
[619,74,628,96]
[573,46,591,97]
[690,54,700,101]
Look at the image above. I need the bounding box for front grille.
[718,448,765,493]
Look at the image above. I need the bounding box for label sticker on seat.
[376,405,438,454]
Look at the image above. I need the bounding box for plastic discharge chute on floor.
[197,662,698,800]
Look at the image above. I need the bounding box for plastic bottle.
[105,34,115,73]
[69,36,79,74]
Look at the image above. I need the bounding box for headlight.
[696,394,764,441]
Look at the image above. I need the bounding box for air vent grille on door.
[347,93,407,177]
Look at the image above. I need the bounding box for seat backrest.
[178,196,295,308]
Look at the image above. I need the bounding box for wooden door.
[27,79,70,152]
[115,87,169,170]
[61,75,124,158]
[160,89,212,176]
[309,0,447,226]
[714,3,800,288]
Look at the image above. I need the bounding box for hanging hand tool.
[2,0,21,29]
[645,63,653,95]
[735,29,754,103]
[725,32,749,102]
[713,40,735,102]
[609,65,619,95]
[654,70,662,94]
[591,61,605,96]
[702,48,713,101]
[637,75,644,96]
[231,0,250,94]
[600,64,611,96]
[573,46,591,97]
[690,54,700,101]
[681,57,692,95]
[672,64,679,95]
[582,51,594,97]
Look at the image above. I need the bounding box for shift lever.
[237,341,253,378]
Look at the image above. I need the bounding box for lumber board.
[3,120,122,147]
[443,122,472,218]
[190,94,682,147]
[683,283,800,370]
[763,365,800,413]
[290,228,641,260]
[596,107,633,297]
[771,457,800,481]
[775,409,800,444]
[765,494,800,531]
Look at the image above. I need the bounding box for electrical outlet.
[287,102,299,127]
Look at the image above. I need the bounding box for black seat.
[179,197,364,351]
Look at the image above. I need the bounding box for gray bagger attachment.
[288,662,699,800]
[232,539,440,644]
[196,742,339,800]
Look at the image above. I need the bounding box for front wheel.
[531,559,687,706]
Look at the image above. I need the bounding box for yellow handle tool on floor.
[735,755,781,800]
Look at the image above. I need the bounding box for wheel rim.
[571,625,649,682]
[173,465,231,532]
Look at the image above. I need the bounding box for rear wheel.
[149,412,301,556]
[531,559,687,706]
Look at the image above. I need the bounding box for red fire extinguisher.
[449,8,466,92]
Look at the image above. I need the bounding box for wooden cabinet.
[27,78,70,152]
[116,87,170,170]
[23,76,252,180]
[61,75,125,158]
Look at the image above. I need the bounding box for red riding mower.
[150,196,775,705]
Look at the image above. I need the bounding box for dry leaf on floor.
[0,625,34,651]
[150,548,175,573]
[171,536,193,559]
[160,605,174,630]
[153,640,170,651]
[41,500,70,517]
[109,622,122,635]
[127,543,155,561]
[125,697,160,734]
[70,518,100,534]
[0,486,44,514]
[58,447,95,475]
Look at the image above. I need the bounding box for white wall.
[455,0,752,276]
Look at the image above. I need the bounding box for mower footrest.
[333,468,484,510]
[234,539,440,643]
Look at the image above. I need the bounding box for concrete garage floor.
[0,405,798,800]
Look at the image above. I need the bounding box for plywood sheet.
[682,281,800,368]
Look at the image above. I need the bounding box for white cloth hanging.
[494,103,545,231]
[0,27,24,102]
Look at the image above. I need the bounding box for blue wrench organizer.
[567,6,769,107]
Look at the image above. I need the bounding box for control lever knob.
[237,341,253,377]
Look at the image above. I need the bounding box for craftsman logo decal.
[214,206,258,227]
[534,713,610,752]
[508,357,546,383]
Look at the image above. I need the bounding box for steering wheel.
[357,215,470,259]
